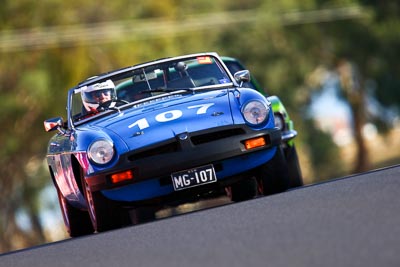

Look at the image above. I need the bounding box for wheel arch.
[57,153,90,210]
[71,154,86,198]
[48,165,59,191]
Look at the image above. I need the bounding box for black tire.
[257,147,290,196]
[82,177,130,233]
[226,177,257,202]
[130,206,158,225]
[284,145,303,188]
[56,187,94,237]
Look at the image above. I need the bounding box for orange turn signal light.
[244,137,266,150]
[111,170,134,184]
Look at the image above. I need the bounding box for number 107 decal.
[128,103,215,131]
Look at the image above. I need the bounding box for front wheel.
[256,147,290,196]
[284,145,303,188]
[130,206,158,225]
[225,177,257,202]
[82,178,130,233]
[56,187,94,237]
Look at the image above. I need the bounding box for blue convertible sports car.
[44,52,302,236]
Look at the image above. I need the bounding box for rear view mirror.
[44,117,64,132]
[234,70,251,87]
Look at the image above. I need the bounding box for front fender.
[47,152,88,210]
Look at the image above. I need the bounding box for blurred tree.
[363,0,400,114]
[218,1,400,174]
[303,118,344,180]
[300,1,400,173]
[0,52,52,251]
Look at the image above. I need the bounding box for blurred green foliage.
[1,0,399,253]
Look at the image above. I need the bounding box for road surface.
[1,165,399,267]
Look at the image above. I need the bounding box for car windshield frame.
[68,53,237,127]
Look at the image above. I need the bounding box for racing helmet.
[81,79,116,111]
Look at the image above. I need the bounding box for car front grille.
[190,128,245,145]
[127,127,246,162]
[128,141,179,161]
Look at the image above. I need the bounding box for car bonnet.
[92,89,237,151]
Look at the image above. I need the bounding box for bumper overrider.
[86,125,282,193]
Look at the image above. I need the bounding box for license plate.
[171,164,217,191]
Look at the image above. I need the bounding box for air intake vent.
[191,128,245,145]
[128,142,179,161]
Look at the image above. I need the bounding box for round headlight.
[88,140,114,164]
[242,100,270,125]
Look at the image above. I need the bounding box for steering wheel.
[97,99,129,111]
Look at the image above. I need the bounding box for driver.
[81,79,116,113]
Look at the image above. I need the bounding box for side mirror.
[44,117,64,132]
[233,70,251,87]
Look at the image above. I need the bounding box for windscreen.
[71,55,232,123]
